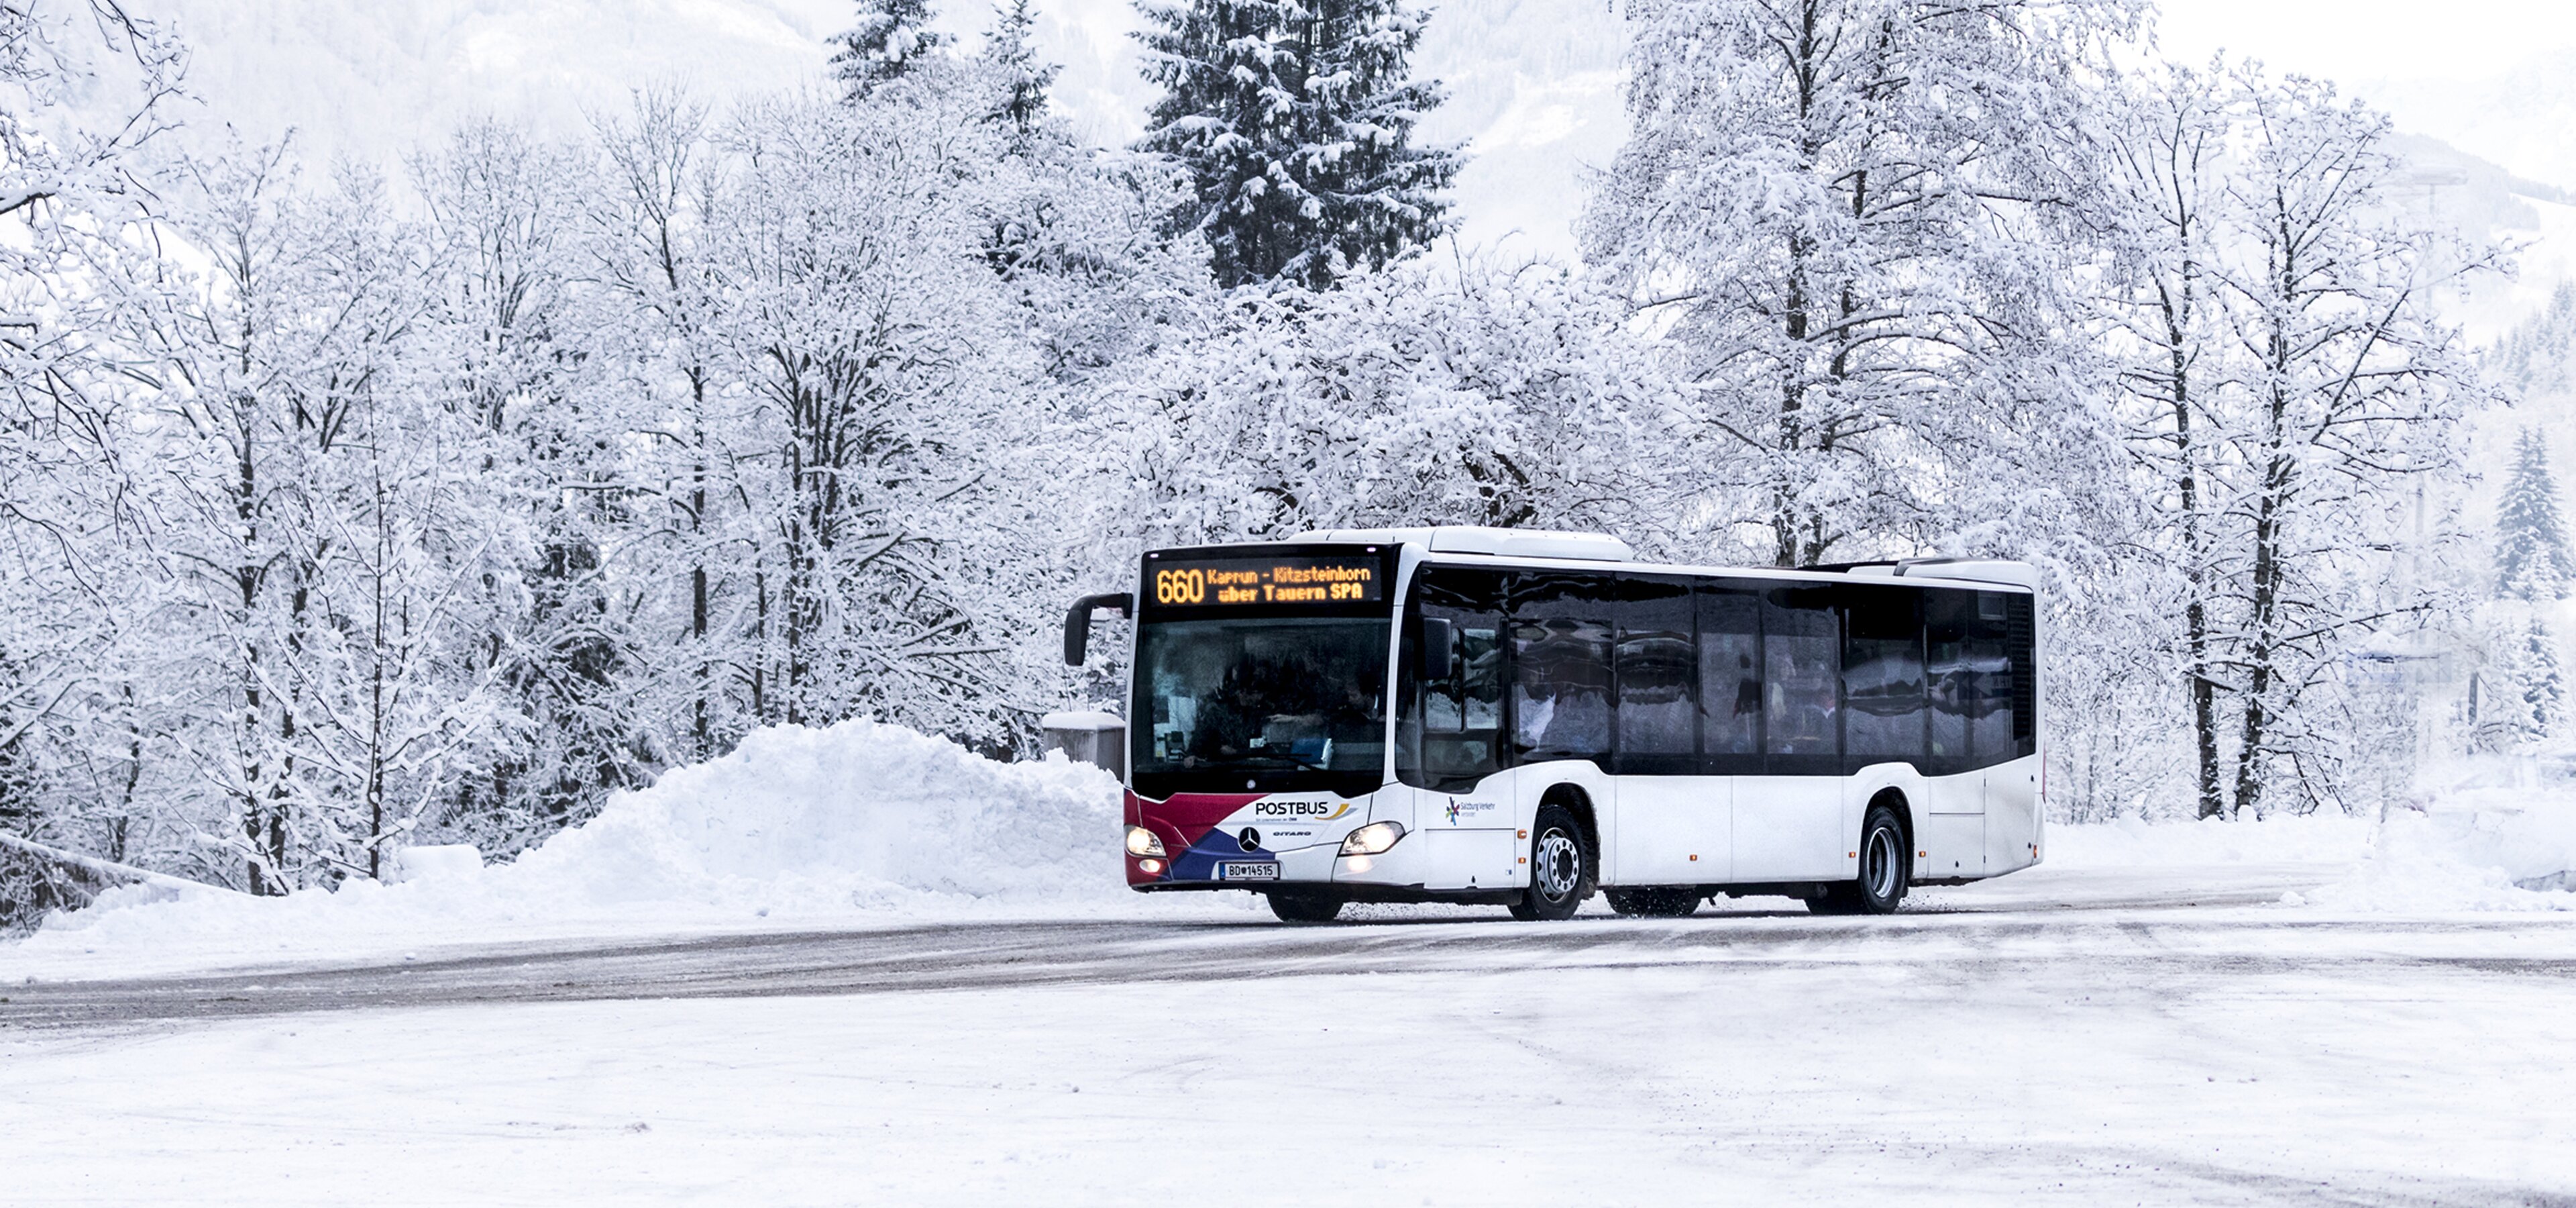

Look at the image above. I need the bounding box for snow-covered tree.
[1097,258,1672,549]
[2092,59,2233,817]
[981,0,1057,135]
[831,0,951,101]
[2492,280,2576,403]
[1135,0,1456,289]
[1584,0,2133,568]
[2207,70,2496,816]
[580,87,749,766]
[2496,425,2571,601]
[2519,615,2564,746]
[712,87,1038,742]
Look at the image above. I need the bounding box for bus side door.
[1611,575,1725,884]
[1732,585,1846,882]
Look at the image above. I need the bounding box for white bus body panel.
[1617,774,1729,884]
[1986,755,2043,873]
[1733,775,1847,882]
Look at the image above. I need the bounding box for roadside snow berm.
[6,721,1126,977]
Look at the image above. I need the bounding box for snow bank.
[3,720,1199,979]
[2305,758,2576,913]
[2035,758,2576,913]
[2045,811,2378,868]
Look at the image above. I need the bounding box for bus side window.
[1615,575,1697,774]
[1699,585,1762,774]
[1952,590,2021,769]
[1762,585,1840,772]
[1509,572,1615,764]
[2002,591,2038,760]
[1841,584,1926,771]
[1398,566,1508,790]
[1925,589,1978,775]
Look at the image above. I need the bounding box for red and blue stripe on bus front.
[1124,791,1265,885]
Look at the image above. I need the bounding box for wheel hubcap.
[1536,829,1580,900]
[1866,825,1900,901]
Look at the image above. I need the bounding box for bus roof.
[1283,526,2037,593]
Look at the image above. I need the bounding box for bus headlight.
[1340,821,1406,856]
[1125,826,1166,858]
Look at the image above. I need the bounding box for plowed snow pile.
[2306,759,2576,913]
[3,720,1205,979]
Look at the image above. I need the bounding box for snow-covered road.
[5,861,2575,1205]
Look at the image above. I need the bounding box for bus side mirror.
[1422,617,1456,680]
[1063,593,1134,666]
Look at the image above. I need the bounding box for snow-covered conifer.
[981,0,1057,134]
[2496,426,2571,601]
[2492,281,2576,403]
[831,0,953,101]
[1135,0,1457,289]
[2521,615,2564,746]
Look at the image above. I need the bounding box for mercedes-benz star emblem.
[1238,827,1261,852]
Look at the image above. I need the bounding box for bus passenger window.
[1509,573,1614,763]
[1842,585,1926,767]
[1699,585,1761,772]
[1925,589,1979,774]
[1615,576,1696,770]
[1762,587,1839,768]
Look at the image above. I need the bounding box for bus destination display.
[1150,554,1382,608]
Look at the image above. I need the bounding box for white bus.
[1064,526,2043,923]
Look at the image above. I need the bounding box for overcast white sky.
[2153,0,2576,81]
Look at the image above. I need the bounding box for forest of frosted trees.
[3,0,2570,899]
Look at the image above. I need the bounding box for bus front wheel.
[1508,805,1594,921]
[1267,891,1345,923]
[1809,803,1909,915]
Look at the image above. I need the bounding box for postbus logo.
[1253,801,1351,821]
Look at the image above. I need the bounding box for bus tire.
[1808,803,1909,916]
[1508,805,1593,921]
[1605,887,1701,917]
[1267,891,1345,923]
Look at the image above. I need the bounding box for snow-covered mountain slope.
[126,0,1620,259]
[136,0,846,159]
[2367,50,2576,196]
[122,0,2575,282]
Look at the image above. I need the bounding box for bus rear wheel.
[1508,805,1594,921]
[1809,803,1909,915]
[1267,891,1345,923]
[1605,887,1701,917]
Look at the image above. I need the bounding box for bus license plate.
[1219,862,1279,881]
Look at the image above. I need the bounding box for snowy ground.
[5,873,2574,1204]
[6,724,2575,1202]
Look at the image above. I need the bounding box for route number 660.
[1155,568,1208,605]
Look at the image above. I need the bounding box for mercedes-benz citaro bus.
[1062,527,2043,923]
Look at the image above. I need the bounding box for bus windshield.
[1132,615,1391,795]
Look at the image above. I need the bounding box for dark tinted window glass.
[1763,585,1839,770]
[1699,585,1762,773]
[2002,591,2039,760]
[1396,567,1507,790]
[1616,576,1697,770]
[1841,585,1925,768]
[1509,573,1615,762]
[1925,589,1978,775]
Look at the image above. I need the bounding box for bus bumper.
[1124,788,1403,891]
